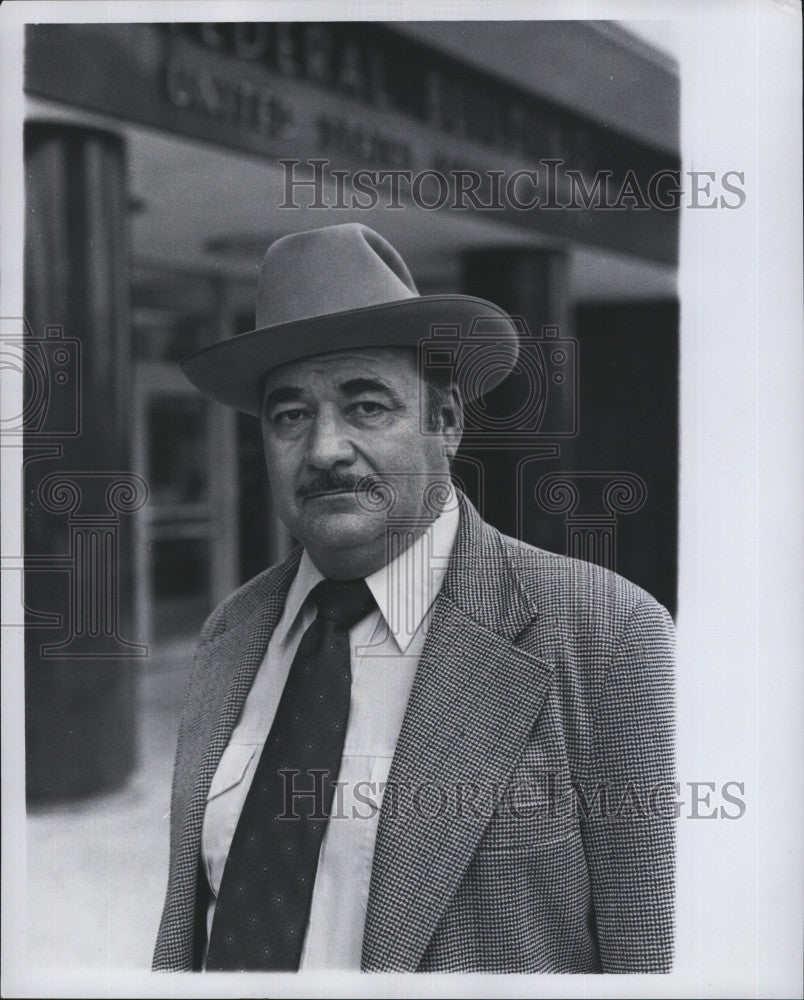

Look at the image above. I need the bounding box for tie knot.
[311,578,375,631]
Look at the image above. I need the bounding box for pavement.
[25,648,191,971]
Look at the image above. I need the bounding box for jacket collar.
[208,488,535,647]
[440,491,540,637]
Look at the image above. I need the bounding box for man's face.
[260,347,459,575]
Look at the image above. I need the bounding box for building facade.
[22,20,679,798]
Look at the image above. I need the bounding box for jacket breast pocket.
[476,695,579,854]
[475,800,580,854]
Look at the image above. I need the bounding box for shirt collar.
[276,486,460,654]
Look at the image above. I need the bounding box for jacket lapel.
[361,499,554,972]
[165,548,303,969]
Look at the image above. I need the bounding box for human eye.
[351,400,388,417]
[271,407,309,427]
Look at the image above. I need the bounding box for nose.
[305,405,356,470]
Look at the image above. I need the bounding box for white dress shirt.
[201,493,460,969]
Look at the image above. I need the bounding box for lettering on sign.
[165,59,294,139]
[167,22,628,167]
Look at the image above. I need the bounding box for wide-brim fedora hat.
[181,223,520,415]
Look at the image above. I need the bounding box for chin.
[300,509,384,555]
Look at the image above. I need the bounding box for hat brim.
[181,294,520,416]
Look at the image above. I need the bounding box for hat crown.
[181,223,520,416]
[255,223,419,329]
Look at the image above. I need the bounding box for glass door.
[130,279,240,654]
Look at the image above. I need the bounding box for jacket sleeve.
[577,598,676,973]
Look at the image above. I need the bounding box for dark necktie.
[205,577,376,971]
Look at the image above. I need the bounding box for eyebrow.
[338,377,405,406]
[263,377,407,412]
[262,385,305,411]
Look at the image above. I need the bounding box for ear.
[440,384,464,464]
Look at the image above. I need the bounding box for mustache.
[295,472,380,500]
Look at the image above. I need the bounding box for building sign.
[169,22,579,163]
[25,22,679,263]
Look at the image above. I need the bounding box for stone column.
[23,122,142,801]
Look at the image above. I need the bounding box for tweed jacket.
[153,496,675,974]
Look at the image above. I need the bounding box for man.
[153,223,675,974]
